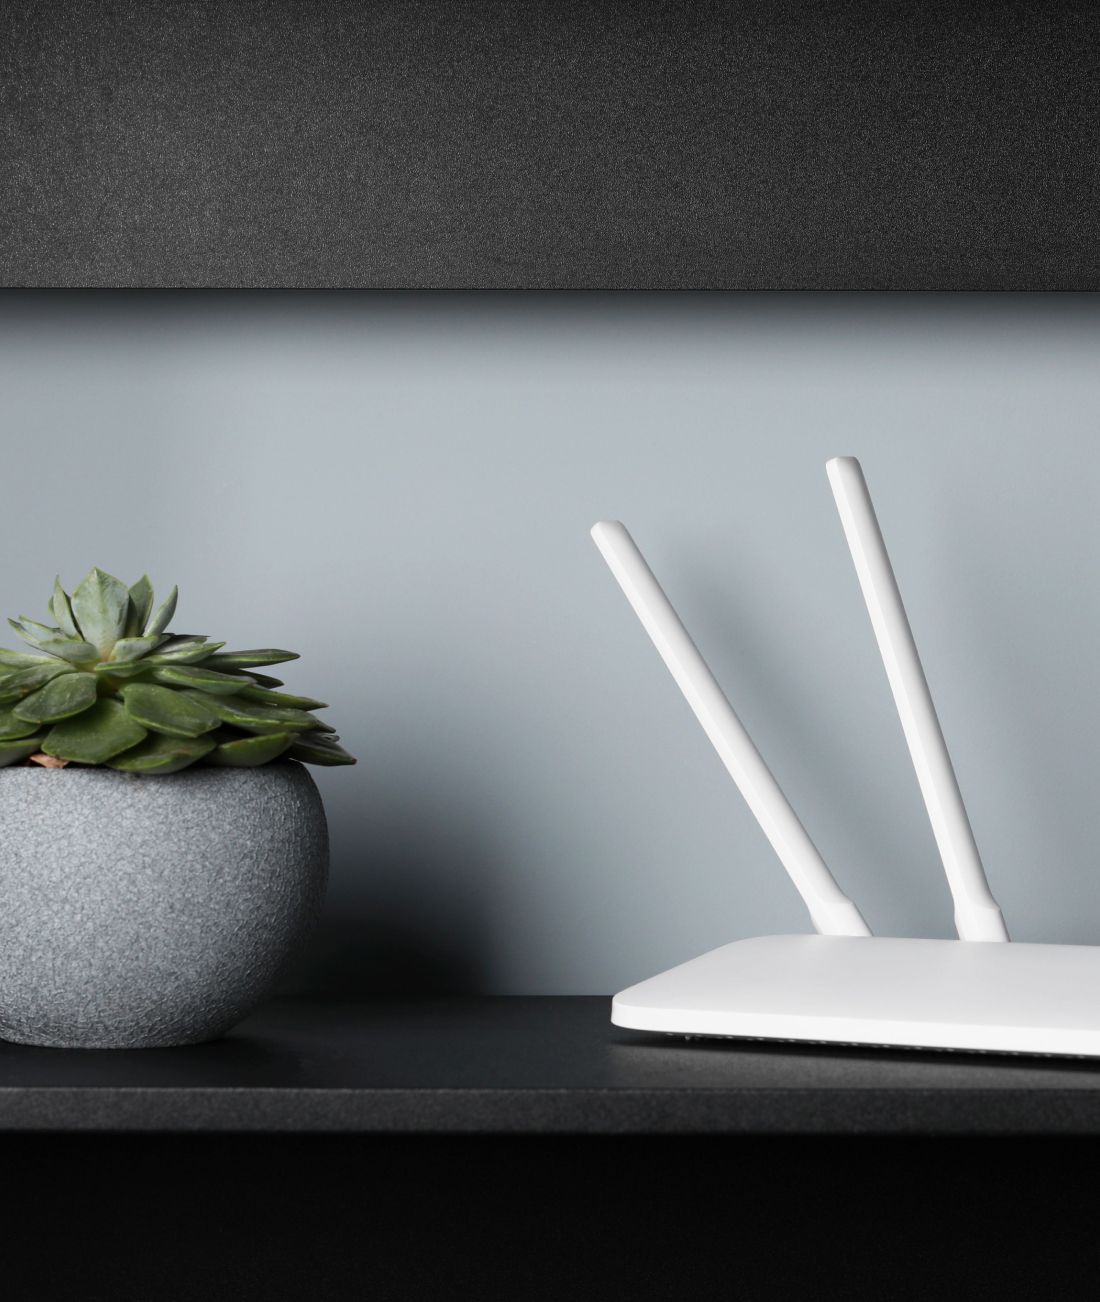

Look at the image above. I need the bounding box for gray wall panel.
[1,292,1098,991]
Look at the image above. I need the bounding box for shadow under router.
[592,457,1100,1059]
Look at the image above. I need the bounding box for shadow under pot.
[0,762,328,1048]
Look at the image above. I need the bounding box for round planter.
[0,762,328,1048]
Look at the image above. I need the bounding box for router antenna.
[591,520,871,939]
[826,457,1008,943]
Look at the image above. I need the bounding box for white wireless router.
[593,457,1100,1058]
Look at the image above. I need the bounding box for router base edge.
[611,935,1100,1058]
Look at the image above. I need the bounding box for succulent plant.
[0,570,356,774]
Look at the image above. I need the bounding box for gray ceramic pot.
[0,762,328,1048]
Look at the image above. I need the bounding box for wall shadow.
[278,799,496,997]
[939,497,1100,945]
[676,554,941,936]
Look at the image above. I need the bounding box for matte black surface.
[3,1,1097,288]
[12,1134,1099,1298]
[6,996,1100,1133]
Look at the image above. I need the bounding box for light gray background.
[2,293,1098,993]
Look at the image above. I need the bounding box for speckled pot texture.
[0,762,328,1048]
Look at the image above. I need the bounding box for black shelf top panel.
[4,997,1100,1134]
[3,1,1097,288]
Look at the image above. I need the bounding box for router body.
[592,458,1100,1059]
[612,936,1100,1057]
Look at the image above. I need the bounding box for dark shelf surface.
[5,997,1100,1134]
[4,1,1097,288]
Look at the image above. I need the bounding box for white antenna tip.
[825,455,861,480]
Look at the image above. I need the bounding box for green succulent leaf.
[238,685,329,711]
[0,735,47,767]
[126,575,155,637]
[51,578,81,638]
[204,649,300,670]
[226,670,284,689]
[144,636,222,664]
[120,683,221,738]
[42,640,100,665]
[108,634,168,664]
[71,568,131,656]
[93,661,149,681]
[149,664,254,695]
[42,698,148,764]
[13,616,62,643]
[13,672,98,724]
[0,661,75,702]
[205,730,294,766]
[145,585,178,637]
[0,647,56,668]
[288,733,357,766]
[195,694,319,735]
[8,618,97,662]
[0,705,43,742]
[108,731,216,774]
